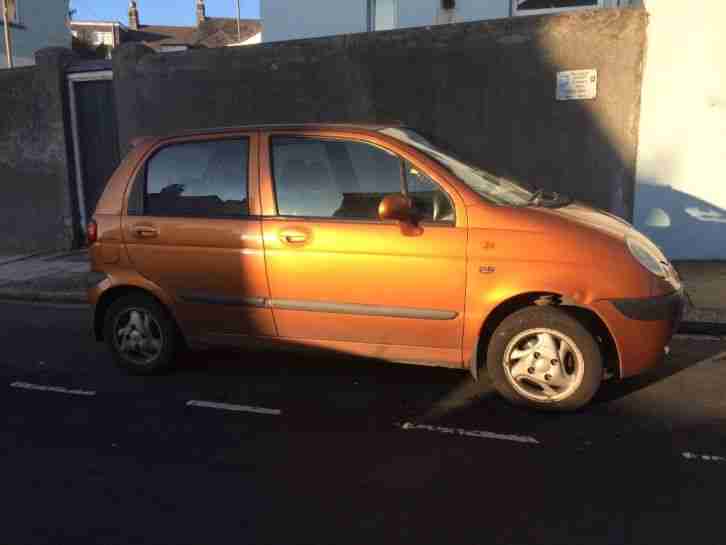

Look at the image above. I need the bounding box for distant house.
[70,0,261,57]
[0,0,71,68]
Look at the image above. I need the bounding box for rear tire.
[103,294,180,375]
[486,306,602,411]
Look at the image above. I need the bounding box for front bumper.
[610,289,685,333]
[593,289,686,379]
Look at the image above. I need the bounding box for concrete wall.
[0,49,78,253]
[115,8,647,217]
[633,0,726,260]
[262,0,627,42]
[0,0,71,68]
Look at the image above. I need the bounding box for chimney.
[196,0,206,26]
[128,0,140,30]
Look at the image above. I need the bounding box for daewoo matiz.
[87,124,684,411]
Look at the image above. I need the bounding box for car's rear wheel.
[487,306,602,411]
[103,294,180,375]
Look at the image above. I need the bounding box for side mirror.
[378,194,414,222]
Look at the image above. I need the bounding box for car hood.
[542,201,668,261]
[542,201,634,240]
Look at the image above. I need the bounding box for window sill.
[512,5,602,17]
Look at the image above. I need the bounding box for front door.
[122,134,276,338]
[260,133,467,366]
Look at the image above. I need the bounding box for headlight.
[627,238,665,277]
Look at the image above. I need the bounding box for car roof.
[150,122,405,140]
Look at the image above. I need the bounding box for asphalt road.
[1,300,725,545]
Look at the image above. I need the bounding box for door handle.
[279,229,308,245]
[132,225,159,238]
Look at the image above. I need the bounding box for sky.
[69,0,260,26]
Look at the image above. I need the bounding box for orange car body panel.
[89,124,682,378]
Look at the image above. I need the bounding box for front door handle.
[132,225,159,238]
[279,229,308,245]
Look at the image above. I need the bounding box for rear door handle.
[132,225,159,238]
[279,229,308,245]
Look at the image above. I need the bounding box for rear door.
[121,133,276,338]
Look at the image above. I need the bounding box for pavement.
[1,299,725,545]
[0,250,89,304]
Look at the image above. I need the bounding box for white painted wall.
[0,0,70,68]
[262,0,367,42]
[262,0,626,43]
[634,0,726,260]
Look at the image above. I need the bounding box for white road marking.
[10,381,96,397]
[400,422,540,444]
[683,452,726,463]
[186,400,282,416]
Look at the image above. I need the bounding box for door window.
[144,139,249,218]
[270,136,454,223]
[271,137,402,220]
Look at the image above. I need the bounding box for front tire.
[103,294,180,375]
[487,306,602,411]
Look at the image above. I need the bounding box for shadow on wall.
[112,8,647,218]
[634,183,726,260]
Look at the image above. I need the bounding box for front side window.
[405,162,455,223]
[368,0,398,31]
[270,136,454,223]
[513,0,603,16]
[144,138,249,218]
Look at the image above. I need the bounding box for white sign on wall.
[556,69,598,101]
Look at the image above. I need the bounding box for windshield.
[379,128,534,206]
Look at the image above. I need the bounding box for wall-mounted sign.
[556,69,598,101]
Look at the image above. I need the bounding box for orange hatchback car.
[88,124,684,410]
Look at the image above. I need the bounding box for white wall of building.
[634,0,726,259]
[262,0,368,43]
[262,0,625,43]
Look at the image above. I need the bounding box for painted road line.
[400,422,540,445]
[10,381,96,397]
[682,452,726,463]
[186,400,282,416]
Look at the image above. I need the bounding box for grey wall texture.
[0,48,78,254]
[114,8,647,217]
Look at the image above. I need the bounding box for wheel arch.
[94,285,179,342]
[474,291,620,379]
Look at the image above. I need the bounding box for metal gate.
[67,69,121,230]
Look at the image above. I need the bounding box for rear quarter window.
[133,138,250,218]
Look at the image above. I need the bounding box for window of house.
[91,30,114,46]
[144,139,249,218]
[270,136,454,223]
[367,0,398,32]
[512,0,603,16]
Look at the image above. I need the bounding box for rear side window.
[143,139,249,218]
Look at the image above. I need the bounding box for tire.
[486,306,602,411]
[103,294,181,375]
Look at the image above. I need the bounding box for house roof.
[123,18,261,50]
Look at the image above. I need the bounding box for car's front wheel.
[487,306,602,411]
[103,294,180,375]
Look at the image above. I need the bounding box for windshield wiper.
[528,188,569,207]
[528,188,547,205]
